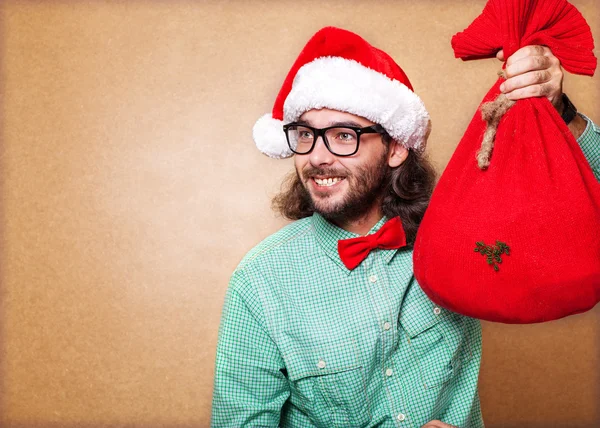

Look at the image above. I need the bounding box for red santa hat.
[253,26,430,159]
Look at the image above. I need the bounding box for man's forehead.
[299,108,376,127]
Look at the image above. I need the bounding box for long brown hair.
[272,137,437,245]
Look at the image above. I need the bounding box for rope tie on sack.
[477,71,516,170]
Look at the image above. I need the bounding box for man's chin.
[303,180,371,221]
[310,193,381,223]
[310,199,344,218]
[306,183,342,203]
[311,199,366,223]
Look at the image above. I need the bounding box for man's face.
[293,108,393,223]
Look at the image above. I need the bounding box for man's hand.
[421,420,458,428]
[497,45,588,139]
[497,45,564,113]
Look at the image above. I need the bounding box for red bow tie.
[337,217,407,270]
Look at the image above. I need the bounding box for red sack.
[413,0,600,324]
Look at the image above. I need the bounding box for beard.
[297,149,389,224]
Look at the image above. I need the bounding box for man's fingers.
[496,49,505,61]
[498,44,563,108]
[500,69,552,93]
[505,45,550,67]
[505,54,552,78]
[504,83,552,101]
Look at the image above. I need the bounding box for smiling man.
[211,27,600,428]
[282,108,413,236]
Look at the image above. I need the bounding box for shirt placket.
[363,250,412,427]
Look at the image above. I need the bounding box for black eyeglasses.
[282,123,386,156]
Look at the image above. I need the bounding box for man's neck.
[333,206,384,236]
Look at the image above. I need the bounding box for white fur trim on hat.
[252,114,292,159]
[283,56,430,151]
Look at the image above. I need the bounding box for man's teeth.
[314,177,344,187]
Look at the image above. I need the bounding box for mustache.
[301,166,349,178]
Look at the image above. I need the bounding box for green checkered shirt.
[212,117,600,428]
[579,114,600,181]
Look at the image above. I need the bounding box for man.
[212,27,600,427]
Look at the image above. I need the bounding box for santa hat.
[253,26,430,159]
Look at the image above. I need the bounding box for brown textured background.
[0,1,598,427]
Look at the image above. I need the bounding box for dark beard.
[298,150,389,224]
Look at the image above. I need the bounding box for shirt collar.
[311,212,401,274]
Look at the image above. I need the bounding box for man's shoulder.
[236,216,314,272]
[226,217,314,313]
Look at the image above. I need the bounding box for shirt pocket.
[399,286,473,390]
[283,339,371,428]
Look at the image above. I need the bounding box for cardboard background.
[0,1,598,426]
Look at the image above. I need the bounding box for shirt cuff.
[576,113,600,181]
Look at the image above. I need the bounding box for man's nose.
[308,136,335,166]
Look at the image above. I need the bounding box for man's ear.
[388,139,409,168]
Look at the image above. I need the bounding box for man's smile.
[312,176,346,187]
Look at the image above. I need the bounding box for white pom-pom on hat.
[253,114,291,159]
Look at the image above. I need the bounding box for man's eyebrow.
[328,120,364,127]
[295,119,366,128]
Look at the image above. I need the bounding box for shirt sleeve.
[211,269,290,427]
[437,317,485,428]
[577,114,600,181]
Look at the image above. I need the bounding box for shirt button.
[383,321,391,331]
[397,413,406,421]
[369,274,378,283]
[385,368,393,377]
[317,359,326,369]
[433,307,441,315]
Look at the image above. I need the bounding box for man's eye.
[299,131,313,139]
[336,132,355,141]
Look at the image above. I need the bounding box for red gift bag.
[413,0,600,323]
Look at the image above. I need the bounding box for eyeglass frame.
[282,122,387,157]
